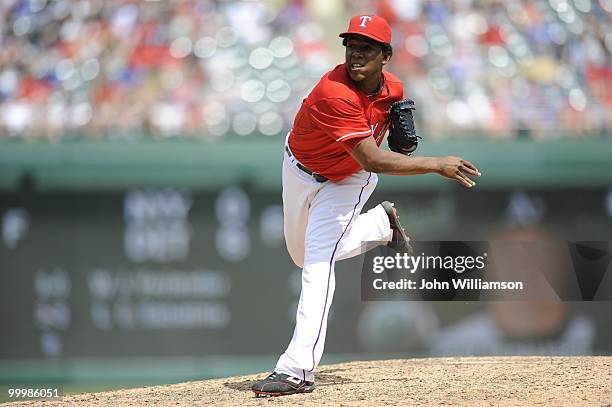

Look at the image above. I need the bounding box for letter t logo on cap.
[359,15,372,28]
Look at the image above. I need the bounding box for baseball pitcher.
[252,14,481,397]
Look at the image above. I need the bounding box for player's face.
[345,35,389,92]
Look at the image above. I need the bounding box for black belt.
[285,145,328,183]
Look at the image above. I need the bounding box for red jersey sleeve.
[309,98,372,149]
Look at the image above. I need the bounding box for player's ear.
[381,44,392,65]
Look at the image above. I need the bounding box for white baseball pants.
[275,148,392,382]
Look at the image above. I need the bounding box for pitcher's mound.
[10,356,612,406]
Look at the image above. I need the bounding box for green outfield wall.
[0,138,611,191]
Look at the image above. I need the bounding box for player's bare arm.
[350,137,481,188]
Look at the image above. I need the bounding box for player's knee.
[370,172,379,184]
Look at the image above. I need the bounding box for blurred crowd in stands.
[0,0,610,140]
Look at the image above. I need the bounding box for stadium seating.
[0,0,609,139]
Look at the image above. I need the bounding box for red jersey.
[287,63,403,182]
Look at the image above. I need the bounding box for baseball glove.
[388,99,421,155]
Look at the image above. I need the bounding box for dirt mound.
[8,356,611,406]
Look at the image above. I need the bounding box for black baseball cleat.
[381,201,413,255]
[251,372,315,397]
